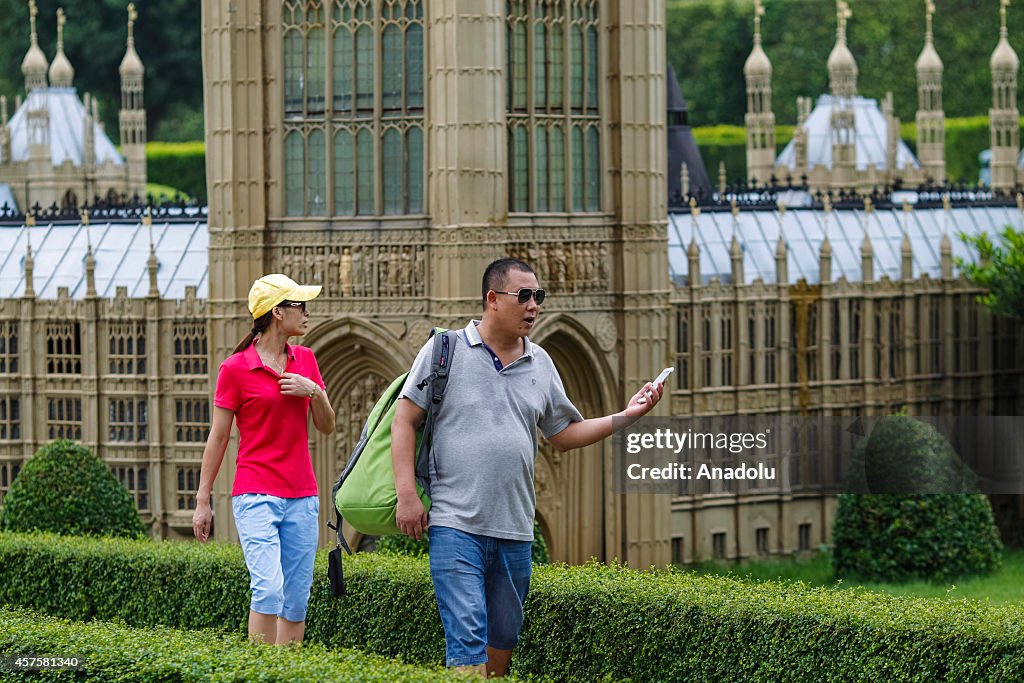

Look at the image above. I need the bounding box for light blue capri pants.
[231,493,320,622]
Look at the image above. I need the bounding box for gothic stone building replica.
[0,1,1021,567]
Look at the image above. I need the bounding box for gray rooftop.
[7,88,123,167]
[0,219,208,299]
[669,204,1023,286]
[776,95,920,173]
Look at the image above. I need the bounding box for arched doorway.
[303,318,411,546]
[534,315,618,564]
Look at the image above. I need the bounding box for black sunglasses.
[494,288,546,305]
[278,300,307,312]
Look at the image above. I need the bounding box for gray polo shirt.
[399,320,583,541]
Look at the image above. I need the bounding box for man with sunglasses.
[393,258,664,677]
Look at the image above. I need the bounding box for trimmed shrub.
[834,415,1003,582]
[0,608,466,683]
[2,532,1023,681]
[833,494,1003,583]
[146,141,207,201]
[0,440,145,539]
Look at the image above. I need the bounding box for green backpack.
[327,328,457,596]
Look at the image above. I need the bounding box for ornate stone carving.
[595,313,618,352]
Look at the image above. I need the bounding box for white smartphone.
[638,367,674,403]
[652,366,674,387]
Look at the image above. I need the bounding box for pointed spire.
[991,0,1019,71]
[145,207,158,297]
[775,204,788,284]
[85,243,96,299]
[680,162,690,198]
[820,236,833,284]
[21,0,49,91]
[828,0,858,99]
[917,0,943,73]
[901,202,914,280]
[688,197,701,287]
[718,161,727,196]
[119,3,144,78]
[744,0,772,77]
[48,8,74,88]
[23,212,35,298]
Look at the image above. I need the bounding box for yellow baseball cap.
[248,274,322,319]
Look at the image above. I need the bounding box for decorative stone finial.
[688,195,700,219]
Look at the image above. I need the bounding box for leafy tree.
[957,226,1024,320]
[0,439,147,539]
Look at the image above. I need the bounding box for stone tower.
[989,0,1020,191]
[916,0,945,183]
[744,0,775,186]
[201,0,671,566]
[119,3,147,198]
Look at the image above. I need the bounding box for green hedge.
[146,141,206,202]
[693,116,1012,188]
[1,532,1023,681]
[0,608,465,682]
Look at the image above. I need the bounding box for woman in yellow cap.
[192,274,335,644]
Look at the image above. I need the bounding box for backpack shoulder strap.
[415,328,457,403]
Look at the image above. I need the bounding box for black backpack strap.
[415,330,457,491]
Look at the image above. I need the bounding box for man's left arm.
[547,381,663,452]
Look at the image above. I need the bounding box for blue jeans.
[232,494,319,622]
[428,525,533,668]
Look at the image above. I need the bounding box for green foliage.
[0,440,145,539]
[2,532,1024,681]
[956,226,1024,320]
[669,0,1006,128]
[834,416,1002,583]
[146,141,207,201]
[0,608,467,683]
[833,494,1003,583]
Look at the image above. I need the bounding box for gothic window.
[993,315,1017,371]
[111,464,148,511]
[798,523,811,551]
[700,304,712,387]
[830,300,842,380]
[46,322,82,374]
[175,399,210,443]
[0,321,17,373]
[0,461,21,505]
[108,398,148,442]
[873,303,885,380]
[747,311,756,385]
[507,0,601,213]
[173,321,208,375]
[0,396,19,440]
[848,300,861,380]
[283,0,425,218]
[47,397,82,440]
[109,322,146,375]
[112,464,149,511]
[805,304,818,382]
[888,304,902,379]
[675,307,690,390]
[755,527,769,555]
[764,306,777,384]
[720,308,733,386]
[176,466,201,510]
[927,297,942,375]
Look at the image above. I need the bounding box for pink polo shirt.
[214,341,324,498]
